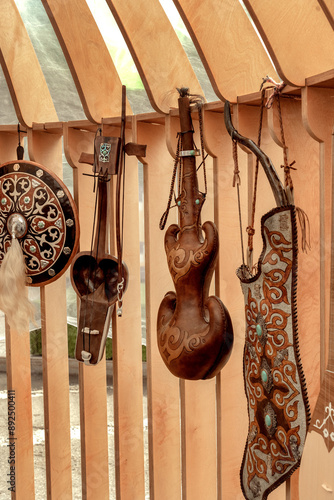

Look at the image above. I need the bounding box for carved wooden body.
[157,93,233,380]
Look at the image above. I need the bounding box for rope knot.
[260,75,286,108]
[232,140,241,187]
[246,226,255,237]
[281,160,296,173]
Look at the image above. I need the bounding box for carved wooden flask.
[157,90,233,380]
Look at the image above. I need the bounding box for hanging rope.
[275,92,296,191]
[159,133,182,230]
[261,76,311,252]
[246,89,266,257]
[232,138,246,273]
[260,75,297,191]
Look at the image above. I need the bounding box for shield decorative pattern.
[99,143,111,163]
[0,160,79,286]
[238,206,310,500]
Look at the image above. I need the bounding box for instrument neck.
[93,177,108,259]
[178,95,203,233]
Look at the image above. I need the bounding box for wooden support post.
[299,86,334,500]
[64,124,110,500]
[28,127,73,499]
[1,123,36,500]
[138,119,182,500]
[102,118,146,499]
[177,111,218,500]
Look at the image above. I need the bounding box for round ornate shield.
[0,160,79,286]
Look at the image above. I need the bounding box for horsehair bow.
[0,136,79,333]
[224,101,288,208]
[224,101,310,499]
[157,87,234,381]
[70,85,146,366]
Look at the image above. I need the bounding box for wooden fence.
[0,1,334,499]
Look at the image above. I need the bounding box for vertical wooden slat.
[64,125,110,500]
[179,122,218,500]
[267,96,322,499]
[5,319,35,500]
[28,128,73,499]
[299,87,334,499]
[102,119,146,499]
[301,86,334,385]
[203,107,249,500]
[139,120,182,500]
[181,379,217,500]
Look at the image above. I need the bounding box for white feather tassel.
[0,237,35,333]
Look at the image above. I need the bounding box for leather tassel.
[0,237,35,333]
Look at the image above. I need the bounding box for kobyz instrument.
[71,171,128,366]
[157,90,233,380]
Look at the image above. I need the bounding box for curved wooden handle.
[224,101,288,207]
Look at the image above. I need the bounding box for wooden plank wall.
[0,1,334,499]
[1,89,334,500]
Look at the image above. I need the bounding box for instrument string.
[159,134,181,230]
[82,124,104,352]
[197,104,207,196]
[116,86,127,314]
[81,166,100,352]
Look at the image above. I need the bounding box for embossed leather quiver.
[239,205,310,499]
[157,90,233,380]
[224,100,310,499]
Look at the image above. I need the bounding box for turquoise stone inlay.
[256,323,262,337]
[265,414,272,428]
[177,200,181,206]
[195,199,200,205]
[261,370,268,383]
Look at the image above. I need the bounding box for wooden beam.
[243,0,334,86]
[105,0,203,113]
[0,0,57,128]
[42,0,130,124]
[173,0,276,102]
[317,0,334,29]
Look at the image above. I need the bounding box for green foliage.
[30,325,146,362]
[67,324,77,358]
[30,328,42,356]
[105,337,113,360]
